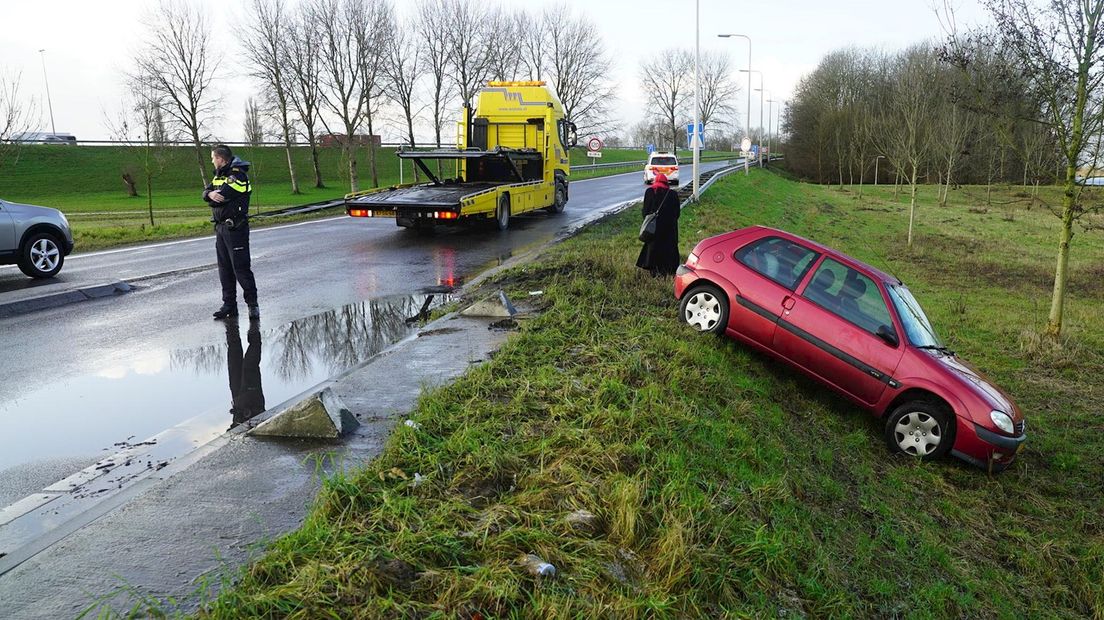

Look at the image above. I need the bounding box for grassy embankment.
[0,145,731,252]
[168,170,1102,618]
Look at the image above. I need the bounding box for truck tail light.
[349,208,369,217]
[435,211,458,219]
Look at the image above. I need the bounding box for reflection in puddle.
[0,294,452,473]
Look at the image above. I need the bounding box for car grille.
[1015,420,1025,435]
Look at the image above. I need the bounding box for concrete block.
[460,290,517,318]
[249,388,359,439]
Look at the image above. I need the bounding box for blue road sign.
[686,123,705,149]
[750,144,759,158]
[646,143,655,155]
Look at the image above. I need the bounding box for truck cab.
[346,81,577,231]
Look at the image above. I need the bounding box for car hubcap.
[894,412,942,456]
[31,239,60,271]
[685,291,721,331]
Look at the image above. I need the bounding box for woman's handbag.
[639,211,658,242]
[638,189,668,242]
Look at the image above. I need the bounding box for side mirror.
[876,324,899,347]
[568,122,578,148]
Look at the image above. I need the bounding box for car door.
[0,200,17,253]
[724,236,819,347]
[771,257,904,406]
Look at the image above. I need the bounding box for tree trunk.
[345,134,359,192]
[908,163,918,247]
[1046,171,1077,338]
[146,170,155,227]
[192,127,208,187]
[282,119,300,195]
[304,124,324,188]
[894,169,901,201]
[122,173,138,197]
[366,109,379,189]
[406,114,419,183]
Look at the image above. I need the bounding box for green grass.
[89,171,1104,618]
[0,145,732,252]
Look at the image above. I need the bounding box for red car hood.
[932,352,1020,419]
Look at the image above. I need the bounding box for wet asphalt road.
[0,163,730,506]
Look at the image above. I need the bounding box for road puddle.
[0,293,453,477]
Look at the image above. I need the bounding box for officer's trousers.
[214,221,258,307]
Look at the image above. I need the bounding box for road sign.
[587,137,603,152]
[750,144,759,158]
[686,122,704,149]
[586,151,602,158]
[646,143,655,155]
[740,137,752,153]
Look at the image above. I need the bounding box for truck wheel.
[495,195,511,231]
[547,183,567,214]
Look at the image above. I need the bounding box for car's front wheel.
[884,400,955,461]
[18,232,64,278]
[679,284,729,335]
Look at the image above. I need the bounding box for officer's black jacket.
[204,157,252,223]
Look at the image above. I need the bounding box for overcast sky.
[0,0,992,143]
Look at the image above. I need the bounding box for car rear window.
[735,236,819,290]
[650,157,677,166]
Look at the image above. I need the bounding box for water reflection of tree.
[169,294,449,382]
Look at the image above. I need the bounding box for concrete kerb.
[0,281,132,319]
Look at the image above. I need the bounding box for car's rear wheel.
[495,194,511,231]
[18,232,64,279]
[884,400,955,461]
[679,284,728,335]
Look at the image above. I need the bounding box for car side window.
[735,237,819,290]
[802,258,894,335]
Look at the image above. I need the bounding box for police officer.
[204,144,259,320]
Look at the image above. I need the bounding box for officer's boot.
[213,304,238,320]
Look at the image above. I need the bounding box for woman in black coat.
[636,172,681,276]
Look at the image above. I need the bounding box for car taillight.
[687,252,699,266]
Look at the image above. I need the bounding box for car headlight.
[989,410,1014,434]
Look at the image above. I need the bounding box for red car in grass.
[674,226,1027,471]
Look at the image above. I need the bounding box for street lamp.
[875,155,886,186]
[38,49,56,135]
[743,70,764,167]
[717,33,751,175]
[692,0,701,201]
[765,95,775,166]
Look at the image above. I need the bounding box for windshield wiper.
[916,344,955,356]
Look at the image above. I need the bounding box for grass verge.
[186,170,1101,617]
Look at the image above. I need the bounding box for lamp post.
[875,155,886,186]
[692,0,701,201]
[743,70,764,167]
[717,33,751,175]
[765,95,775,166]
[38,49,56,135]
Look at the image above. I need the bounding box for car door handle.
[782,296,795,313]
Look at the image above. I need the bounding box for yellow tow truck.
[345,81,577,231]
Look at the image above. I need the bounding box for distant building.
[319,133,381,148]
[10,132,77,145]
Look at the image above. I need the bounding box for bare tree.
[244,97,266,146]
[283,2,326,188]
[0,70,36,170]
[314,0,368,192]
[542,4,617,134]
[987,0,1104,338]
[131,0,219,186]
[517,11,547,81]
[354,0,392,189]
[698,50,740,131]
[417,0,453,149]
[444,0,493,108]
[242,0,300,194]
[104,88,170,225]
[383,14,423,180]
[486,7,525,82]
[639,49,693,151]
[874,45,939,247]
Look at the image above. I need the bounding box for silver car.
[0,198,75,278]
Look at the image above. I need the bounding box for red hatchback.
[674,226,1027,471]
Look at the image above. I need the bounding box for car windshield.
[887,285,943,348]
[651,157,677,165]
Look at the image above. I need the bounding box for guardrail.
[572,154,743,173]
